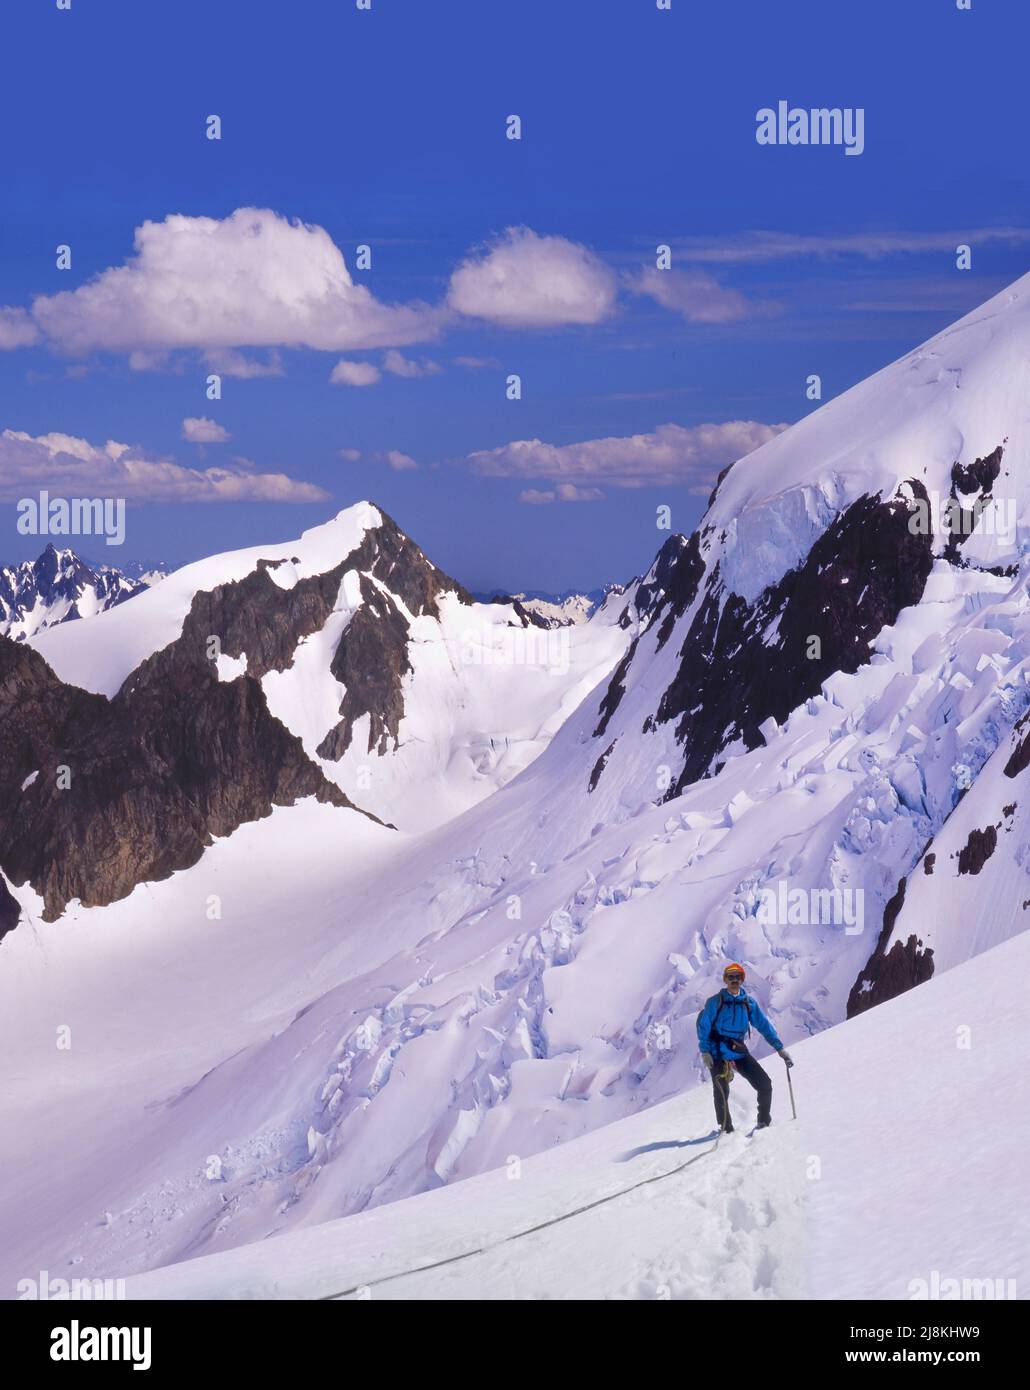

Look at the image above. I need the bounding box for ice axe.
[782,1053,797,1119]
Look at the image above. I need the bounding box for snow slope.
[860,676,1030,983]
[119,928,1029,1300]
[705,273,1030,602]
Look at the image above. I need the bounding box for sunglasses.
[723,974,744,982]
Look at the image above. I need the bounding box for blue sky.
[1,0,1027,591]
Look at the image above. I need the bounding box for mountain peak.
[0,545,145,643]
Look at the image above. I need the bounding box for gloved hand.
[778,1049,794,1068]
[700,1052,714,1071]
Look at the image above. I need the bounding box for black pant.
[711,1053,772,1127]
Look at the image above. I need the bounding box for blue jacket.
[697,987,783,1062]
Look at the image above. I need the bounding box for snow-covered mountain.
[4,273,1030,1297]
[473,589,613,627]
[0,543,148,641]
[2,504,634,923]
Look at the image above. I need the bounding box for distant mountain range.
[471,584,624,627]
[0,544,166,642]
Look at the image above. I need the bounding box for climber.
[697,963,793,1132]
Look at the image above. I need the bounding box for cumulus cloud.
[447,227,617,327]
[463,420,788,493]
[0,307,39,350]
[330,359,381,386]
[626,268,777,323]
[382,349,442,378]
[0,429,328,503]
[25,208,439,356]
[181,416,231,444]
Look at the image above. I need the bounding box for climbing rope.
[317,1093,732,1300]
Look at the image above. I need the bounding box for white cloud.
[330,359,381,387]
[627,268,777,323]
[127,350,175,373]
[675,228,1030,265]
[27,208,439,356]
[0,429,328,503]
[383,450,418,471]
[182,416,231,444]
[339,446,419,470]
[0,307,39,350]
[382,349,442,378]
[203,348,284,379]
[453,354,500,370]
[447,226,617,327]
[519,483,605,505]
[464,420,788,492]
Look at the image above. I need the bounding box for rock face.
[314,513,473,759]
[662,492,933,793]
[0,509,479,924]
[942,445,1006,567]
[318,575,413,758]
[0,874,19,940]
[847,878,934,1017]
[956,825,998,875]
[0,544,146,641]
[589,491,934,799]
[0,633,361,921]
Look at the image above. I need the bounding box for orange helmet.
[723,962,746,980]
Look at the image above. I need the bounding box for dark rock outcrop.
[591,533,705,750]
[0,508,473,923]
[846,876,934,1017]
[0,632,362,922]
[1003,709,1030,779]
[956,825,998,876]
[315,512,473,760]
[0,874,20,941]
[942,445,1005,567]
[658,490,934,796]
[318,576,412,758]
[593,638,638,740]
[588,740,616,793]
[482,595,551,630]
[952,445,1003,498]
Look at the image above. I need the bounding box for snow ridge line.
[317,1127,731,1300]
